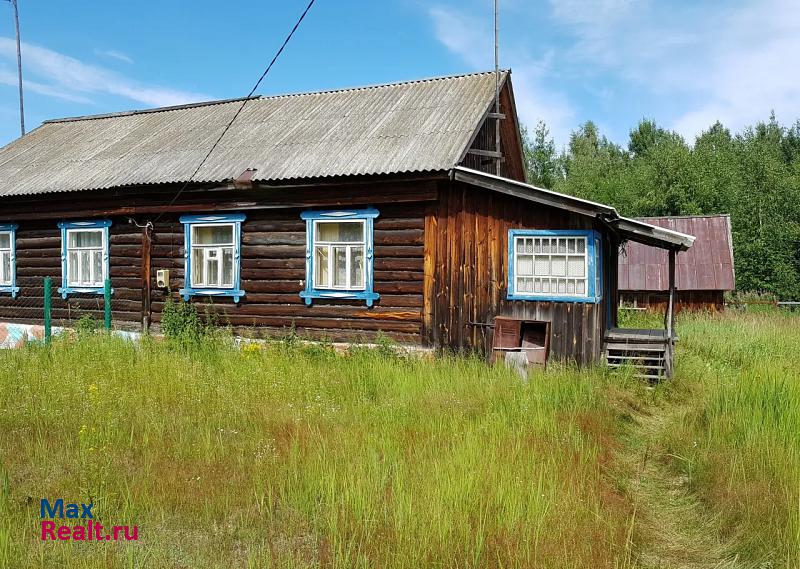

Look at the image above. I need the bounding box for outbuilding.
[0,70,694,372]
[618,215,734,312]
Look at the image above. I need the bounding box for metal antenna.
[494,0,501,174]
[4,0,24,136]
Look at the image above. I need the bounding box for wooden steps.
[603,328,673,380]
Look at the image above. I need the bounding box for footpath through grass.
[652,311,800,568]
[0,336,636,568]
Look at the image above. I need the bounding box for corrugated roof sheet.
[619,215,735,291]
[0,71,506,197]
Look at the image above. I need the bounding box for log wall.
[0,181,432,344]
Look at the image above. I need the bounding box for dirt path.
[620,402,744,569]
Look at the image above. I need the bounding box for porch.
[603,249,680,380]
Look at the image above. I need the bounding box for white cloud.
[0,68,93,103]
[427,4,576,145]
[548,0,800,141]
[0,37,209,108]
[96,49,134,65]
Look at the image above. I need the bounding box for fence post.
[104,278,112,331]
[43,277,52,344]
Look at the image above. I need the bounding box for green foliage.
[160,295,203,343]
[522,121,562,188]
[75,314,101,337]
[532,114,800,300]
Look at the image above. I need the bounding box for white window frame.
[311,218,367,291]
[0,230,12,287]
[65,228,107,288]
[189,222,236,289]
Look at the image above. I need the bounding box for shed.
[618,215,734,311]
[0,70,694,375]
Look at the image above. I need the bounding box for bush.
[161,296,203,343]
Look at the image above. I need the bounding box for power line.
[154,0,317,222]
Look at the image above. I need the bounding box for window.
[58,220,112,298]
[507,229,602,303]
[0,224,18,298]
[180,214,245,302]
[300,209,379,306]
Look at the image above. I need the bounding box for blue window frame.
[0,224,19,298]
[58,220,112,299]
[300,208,380,307]
[507,229,603,303]
[180,214,245,303]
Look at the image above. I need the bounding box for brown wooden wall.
[620,290,724,313]
[0,221,144,329]
[424,181,617,365]
[147,203,425,343]
[0,180,432,344]
[459,80,526,183]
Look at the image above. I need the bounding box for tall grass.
[0,336,633,568]
[662,311,800,567]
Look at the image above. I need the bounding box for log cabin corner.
[0,70,695,373]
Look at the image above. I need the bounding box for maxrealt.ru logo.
[40,499,138,542]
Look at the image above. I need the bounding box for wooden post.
[43,277,51,344]
[667,249,675,339]
[104,278,112,331]
[141,225,152,333]
[665,248,676,378]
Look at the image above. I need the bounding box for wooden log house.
[0,71,695,370]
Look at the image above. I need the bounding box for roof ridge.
[40,70,507,125]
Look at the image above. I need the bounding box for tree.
[522,121,560,188]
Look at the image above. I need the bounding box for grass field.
[0,310,797,568]
[0,336,636,568]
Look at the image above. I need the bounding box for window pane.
[350,247,364,288]
[78,251,92,284]
[567,256,584,277]
[0,233,10,249]
[207,255,220,286]
[69,251,79,284]
[534,256,549,276]
[69,230,102,248]
[333,246,347,287]
[517,254,533,276]
[315,246,329,287]
[93,251,103,285]
[193,225,233,245]
[577,239,585,254]
[516,238,525,254]
[192,248,205,286]
[557,239,567,254]
[576,280,586,295]
[541,239,550,254]
[0,252,9,284]
[551,255,566,276]
[316,222,363,243]
[222,248,234,287]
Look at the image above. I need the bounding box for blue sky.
[1,0,798,149]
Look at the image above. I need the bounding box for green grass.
[0,337,635,568]
[659,311,800,567]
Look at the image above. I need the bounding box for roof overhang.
[451,166,695,251]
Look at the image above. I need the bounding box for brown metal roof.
[618,215,735,291]
[0,71,508,197]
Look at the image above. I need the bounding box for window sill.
[300,290,380,307]
[507,293,601,304]
[180,288,245,303]
[0,286,19,299]
[59,286,114,299]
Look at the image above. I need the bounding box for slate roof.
[618,215,735,291]
[0,71,508,197]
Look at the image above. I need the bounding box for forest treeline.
[522,116,800,300]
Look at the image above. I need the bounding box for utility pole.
[4,0,24,136]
